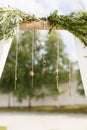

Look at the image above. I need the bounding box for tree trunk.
[28,96,32,110]
[8,93,11,107]
[57,95,60,108]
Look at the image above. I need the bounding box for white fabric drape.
[59,30,87,98]
[0,38,12,78]
[75,37,87,98]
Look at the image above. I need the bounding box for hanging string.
[69,50,72,96]
[68,59,72,96]
[30,29,35,88]
[66,32,72,96]
[15,31,19,90]
[42,19,47,75]
[56,38,59,91]
[42,54,46,75]
[32,29,34,87]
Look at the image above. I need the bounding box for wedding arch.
[0,7,87,97]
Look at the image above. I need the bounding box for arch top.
[0,7,86,45]
[19,20,63,30]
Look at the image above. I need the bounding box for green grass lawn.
[0,127,6,130]
[0,105,87,113]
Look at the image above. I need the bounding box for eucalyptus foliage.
[0,7,37,40]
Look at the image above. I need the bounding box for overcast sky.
[0,0,86,16]
[0,0,86,61]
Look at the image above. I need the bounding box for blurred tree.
[76,69,85,96]
[0,30,70,108]
[14,30,42,108]
[42,31,70,96]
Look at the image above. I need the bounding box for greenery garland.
[0,7,37,40]
[48,10,87,46]
[0,7,87,46]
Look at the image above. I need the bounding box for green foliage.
[14,31,41,101]
[76,69,85,96]
[0,7,87,46]
[48,10,87,46]
[0,30,70,102]
[0,105,87,113]
[0,7,37,40]
[45,31,69,83]
[0,127,6,130]
[43,31,70,96]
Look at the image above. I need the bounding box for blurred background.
[0,30,86,109]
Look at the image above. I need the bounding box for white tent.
[75,37,87,98]
[0,39,12,78]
